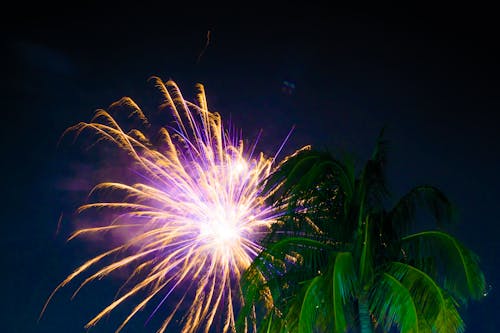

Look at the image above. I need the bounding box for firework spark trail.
[41,77,285,333]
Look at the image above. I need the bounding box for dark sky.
[3,3,499,332]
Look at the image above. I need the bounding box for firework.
[42,78,285,333]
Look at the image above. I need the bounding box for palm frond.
[264,148,355,205]
[402,231,485,302]
[358,215,374,287]
[390,186,457,235]
[389,262,464,333]
[237,237,331,331]
[236,261,268,332]
[330,251,357,332]
[298,276,324,333]
[370,272,419,333]
[282,252,358,333]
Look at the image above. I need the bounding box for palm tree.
[237,131,486,333]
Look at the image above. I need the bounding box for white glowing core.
[201,221,239,243]
[199,207,241,248]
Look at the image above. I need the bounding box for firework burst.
[42,78,285,333]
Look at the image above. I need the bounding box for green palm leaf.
[237,237,331,332]
[370,272,419,333]
[358,215,374,287]
[402,231,485,302]
[298,276,323,333]
[330,252,357,332]
[389,262,464,333]
[291,252,358,333]
[264,148,355,204]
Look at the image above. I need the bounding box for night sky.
[3,3,499,332]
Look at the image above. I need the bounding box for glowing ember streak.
[41,78,282,333]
